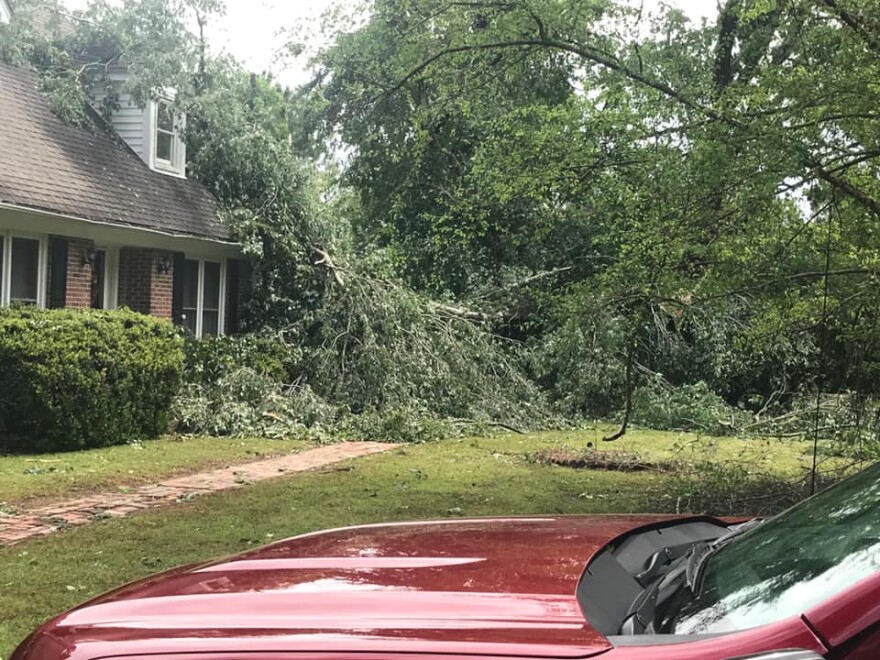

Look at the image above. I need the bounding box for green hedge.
[0,308,184,454]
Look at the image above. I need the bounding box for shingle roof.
[0,62,233,242]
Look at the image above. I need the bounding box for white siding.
[89,73,149,162]
[89,72,187,178]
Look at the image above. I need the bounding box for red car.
[11,462,880,660]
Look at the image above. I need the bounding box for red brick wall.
[118,248,174,320]
[65,239,95,309]
[151,252,173,320]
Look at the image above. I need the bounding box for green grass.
[0,427,818,657]
[0,436,307,506]
[509,426,818,476]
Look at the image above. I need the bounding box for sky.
[63,0,719,88]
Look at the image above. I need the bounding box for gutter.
[0,200,239,247]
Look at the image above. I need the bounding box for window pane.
[202,311,219,338]
[156,132,173,162]
[201,262,221,337]
[181,308,197,335]
[10,237,39,304]
[182,259,199,309]
[203,262,221,311]
[157,102,174,132]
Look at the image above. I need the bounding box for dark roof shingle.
[0,62,232,242]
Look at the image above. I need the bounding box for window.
[181,259,199,335]
[179,258,224,339]
[202,261,221,337]
[11,238,40,304]
[155,102,176,164]
[0,234,45,307]
[151,99,186,177]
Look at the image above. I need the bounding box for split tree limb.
[311,247,346,286]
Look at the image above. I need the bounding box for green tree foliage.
[5,0,880,440]
[300,0,880,438]
[2,0,556,439]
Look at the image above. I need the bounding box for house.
[0,6,248,338]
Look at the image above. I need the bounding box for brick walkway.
[0,442,395,547]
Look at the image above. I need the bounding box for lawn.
[0,427,820,658]
[0,436,307,507]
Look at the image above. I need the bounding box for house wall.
[118,248,174,320]
[65,238,95,309]
[90,72,147,161]
[0,206,246,333]
[89,71,186,177]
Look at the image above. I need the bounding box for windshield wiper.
[686,519,764,594]
[636,543,698,585]
[620,551,694,634]
[619,519,764,635]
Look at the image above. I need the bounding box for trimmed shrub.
[0,308,184,454]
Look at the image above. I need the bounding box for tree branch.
[378,37,725,122]
[814,166,880,216]
[820,0,880,52]
[714,0,740,93]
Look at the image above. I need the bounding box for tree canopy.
[3,0,880,443]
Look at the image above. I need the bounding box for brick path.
[0,442,395,547]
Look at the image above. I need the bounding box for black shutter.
[48,237,68,309]
[226,259,240,335]
[171,252,186,326]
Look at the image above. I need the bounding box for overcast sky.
[63,0,719,88]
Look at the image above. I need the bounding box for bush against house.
[0,308,183,453]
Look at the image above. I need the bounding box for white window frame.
[0,232,47,308]
[94,246,120,311]
[148,98,187,178]
[184,257,226,339]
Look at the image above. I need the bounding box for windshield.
[658,461,880,634]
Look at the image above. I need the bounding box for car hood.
[21,515,672,660]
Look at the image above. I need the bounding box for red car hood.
[20,515,672,660]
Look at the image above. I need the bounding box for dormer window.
[149,98,186,177]
[156,102,177,164]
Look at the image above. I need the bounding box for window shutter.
[48,237,68,309]
[171,252,186,326]
[226,259,240,335]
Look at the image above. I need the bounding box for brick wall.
[118,248,174,320]
[151,252,173,320]
[64,238,95,309]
